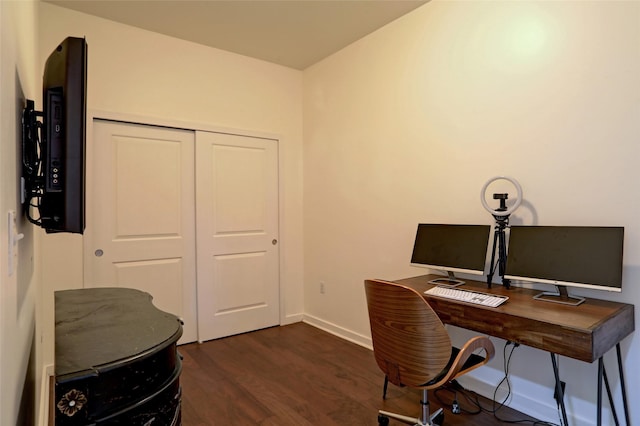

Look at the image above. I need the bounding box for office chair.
[364,279,495,426]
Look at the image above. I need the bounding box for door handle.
[272,239,278,245]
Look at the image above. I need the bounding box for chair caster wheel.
[377,414,390,426]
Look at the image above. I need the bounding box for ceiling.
[45,0,429,70]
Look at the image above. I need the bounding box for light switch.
[7,210,25,276]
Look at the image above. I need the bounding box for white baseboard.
[301,317,606,426]
[459,374,565,425]
[302,314,372,349]
[459,373,608,426]
[282,312,304,325]
[38,364,54,426]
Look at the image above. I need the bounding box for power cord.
[451,391,461,414]
[491,340,518,414]
[490,341,559,426]
[437,341,560,426]
[434,380,481,415]
[22,101,45,227]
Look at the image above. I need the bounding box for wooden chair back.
[364,279,452,388]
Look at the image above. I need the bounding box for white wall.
[28,1,640,425]
[0,0,40,424]
[303,1,640,425]
[38,0,304,372]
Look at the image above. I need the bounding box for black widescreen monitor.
[411,224,491,286]
[505,226,624,305]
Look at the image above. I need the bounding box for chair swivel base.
[377,407,444,426]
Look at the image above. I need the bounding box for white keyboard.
[425,286,508,308]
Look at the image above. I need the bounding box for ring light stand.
[481,176,522,289]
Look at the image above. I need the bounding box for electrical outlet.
[320,281,326,294]
[553,381,566,405]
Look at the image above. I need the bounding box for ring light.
[481,176,523,217]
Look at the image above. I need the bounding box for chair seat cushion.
[425,346,485,386]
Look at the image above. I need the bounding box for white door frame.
[83,110,286,340]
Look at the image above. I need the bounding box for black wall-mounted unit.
[22,36,87,234]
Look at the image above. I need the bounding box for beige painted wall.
[0,1,40,424]
[25,1,640,425]
[303,1,640,424]
[38,0,304,369]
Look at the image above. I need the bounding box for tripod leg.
[487,228,499,288]
[498,228,510,289]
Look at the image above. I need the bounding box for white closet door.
[86,120,197,343]
[195,131,280,342]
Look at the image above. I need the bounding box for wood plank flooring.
[179,322,544,425]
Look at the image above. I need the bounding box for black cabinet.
[54,288,183,425]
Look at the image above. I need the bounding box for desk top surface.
[395,275,634,362]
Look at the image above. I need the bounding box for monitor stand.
[533,285,586,306]
[428,271,465,287]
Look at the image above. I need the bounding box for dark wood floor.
[179,322,542,425]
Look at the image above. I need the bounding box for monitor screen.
[410,224,491,283]
[505,226,624,292]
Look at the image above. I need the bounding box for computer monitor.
[504,226,624,305]
[411,224,491,286]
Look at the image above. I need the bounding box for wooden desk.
[394,275,634,426]
[396,275,634,363]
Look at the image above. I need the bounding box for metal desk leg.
[597,358,603,426]
[616,343,631,426]
[550,353,569,426]
[603,366,620,426]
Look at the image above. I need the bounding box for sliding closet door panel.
[196,131,279,342]
[87,120,197,343]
